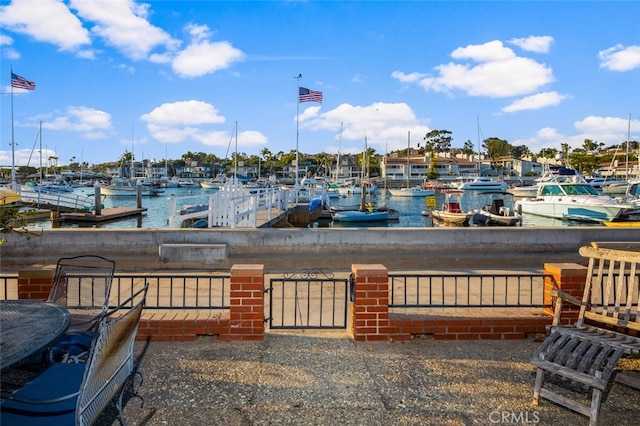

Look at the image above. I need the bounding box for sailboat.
[388,131,435,197]
[336,132,378,196]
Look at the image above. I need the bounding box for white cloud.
[598,44,640,71]
[512,115,640,154]
[390,71,427,83]
[0,34,20,59]
[0,0,90,51]
[71,0,179,61]
[184,23,213,43]
[21,106,114,137]
[508,36,554,53]
[172,40,245,78]
[297,102,431,153]
[140,100,266,148]
[40,106,114,139]
[141,100,225,127]
[502,91,568,113]
[0,34,13,46]
[1,1,244,78]
[395,40,554,99]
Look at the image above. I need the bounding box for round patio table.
[0,299,70,371]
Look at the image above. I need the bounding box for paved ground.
[94,330,640,426]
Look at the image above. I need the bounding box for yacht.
[515,165,633,223]
[457,176,508,191]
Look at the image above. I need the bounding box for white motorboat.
[457,176,508,191]
[429,190,471,226]
[508,183,538,198]
[25,179,75,193]
[471,191,522,226]
[12,186,93,212]
[388,186,435,197]
[101,178,163,197]
[177,178,199,188]
[514,165,633,223]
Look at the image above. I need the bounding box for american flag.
[11,72,36,90]
[299,87,322,103]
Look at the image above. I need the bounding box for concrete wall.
[2,227,639,272]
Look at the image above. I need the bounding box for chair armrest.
[550,288,583,307]
[104,284,149,317]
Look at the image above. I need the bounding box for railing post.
[17,268,55,301]
[351,264,409,342]
[223,264,265,341]
[543,263,588,325]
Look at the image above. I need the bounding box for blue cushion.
[0,363,85,426]
[48,331,94,363]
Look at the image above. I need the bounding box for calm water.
[27,186,598,229]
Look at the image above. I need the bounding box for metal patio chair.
[47,255,116,330]
[1,283,149,426]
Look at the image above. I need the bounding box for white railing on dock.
[167,180,291,228]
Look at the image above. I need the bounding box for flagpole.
[10,66,17,189]
[294,73,301,189]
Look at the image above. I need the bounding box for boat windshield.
[563,184,599,195]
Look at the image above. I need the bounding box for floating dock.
[59,207,147,223]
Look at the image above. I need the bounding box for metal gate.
[267,270,350,329]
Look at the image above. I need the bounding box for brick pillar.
[543,263,588,326]
[18,269,55,300]
[223,264,265,341]
[351,264,409,342]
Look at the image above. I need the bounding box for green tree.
[423,130,453,153]
[513,145,531,159]
[462,139,475,156]
[426,151,439,179]
[482,137,513,175]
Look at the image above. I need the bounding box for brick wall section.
[17,269,54,301]
[15,264,557,341]
[394,313,552,340]
[351,264,410,342]
[223,264,265,341]
[543,262,587,326]
[137,310,230,342]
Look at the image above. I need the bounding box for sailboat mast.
[476,116,481,176]
[334,122,343,182]
[406,130,410,188]
[626,113,631,180]
[39,121,43,183]
[130,123,134,179]
[234,121,238,179]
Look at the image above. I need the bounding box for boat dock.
[58,207,147,223]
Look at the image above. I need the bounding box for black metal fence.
[0,274,231,310]
[388,273,555,309]
[267,270,349,329]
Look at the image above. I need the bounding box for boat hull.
[472,211,522,226]
[603,221,640,227]
[515,198,625,222]
[388,187,435,197]
[431,210,471,226]
[332,210,389,222]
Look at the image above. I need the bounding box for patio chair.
[0,283,148,426]
[47,255,116,330]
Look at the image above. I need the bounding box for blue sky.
[1,0,639,169]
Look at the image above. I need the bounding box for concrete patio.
[96,330,640,425]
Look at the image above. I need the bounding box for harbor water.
[25,186,601,229]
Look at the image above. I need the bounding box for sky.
[1,0,639,169]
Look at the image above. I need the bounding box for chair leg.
[116,370,145,426]
[589,388,603,426]
[533,368,545,405]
